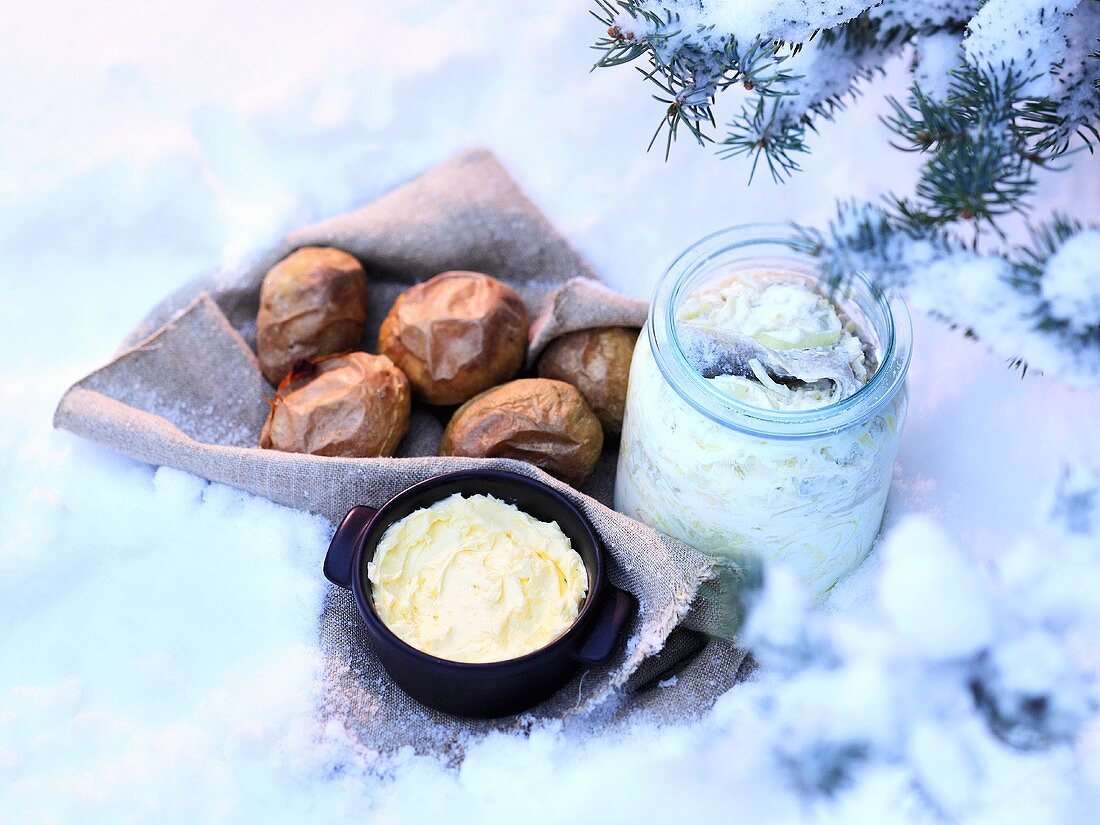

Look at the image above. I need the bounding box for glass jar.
[614,224,912,599]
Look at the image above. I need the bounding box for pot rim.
[348,469,609,671]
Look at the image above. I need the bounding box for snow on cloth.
[52,148,752,755]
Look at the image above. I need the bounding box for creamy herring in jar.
[367,493,588,663]
[615,239,910,600]
[678,273,875,409]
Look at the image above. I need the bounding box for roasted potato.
[256,247,369,384]
[260,352,410,458]
[537,326,639,434]
[440,378,603,486]
[378,271,529,405]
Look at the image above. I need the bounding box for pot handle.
[324,505,379,589]
[570,586,637,666]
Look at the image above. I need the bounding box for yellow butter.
[367,493,589,663]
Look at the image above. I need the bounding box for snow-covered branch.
[592,0,1100,384]
[804,206,1100,384]
[732,464,1100,815]
[592,1,1097,171]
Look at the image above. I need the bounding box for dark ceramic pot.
[323,469,637,718]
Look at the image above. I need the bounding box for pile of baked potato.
[255,247,637,486]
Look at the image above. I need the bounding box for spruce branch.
[719,98,809,182]
[640,65,717,158]
[590,0,669,67]
[795,199,931,288]
[877,63,1088,233]
[716,11,909,183]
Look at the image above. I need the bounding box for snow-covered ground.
[2,2,1098,822]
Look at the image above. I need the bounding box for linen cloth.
[54,149,752,754]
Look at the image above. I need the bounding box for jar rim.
[649,223,912,439]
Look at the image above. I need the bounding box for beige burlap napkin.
[54,149,752,755]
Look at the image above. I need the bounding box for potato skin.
[537,327,640,434]
[260,352,410,458]
[378,271,530,405]
[440,378,604,486]
[257,247,370,384]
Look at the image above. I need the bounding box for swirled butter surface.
[367,493,588,663]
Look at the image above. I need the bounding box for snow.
[877,518,997,660]
[0,457,347,820]
[1051,1,1100,139]
[3,1,1100,822]
[865,222,1100,386]
[741,564,823,673]
[627,0,874,45]
[976,629,1095,749]
[906,720,980,814]
[769,33,897,130]
[915,30,965,102]
[870,0,981,30]
[964,0,1082,98]
[1043,229,1100,330]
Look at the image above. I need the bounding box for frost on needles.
[591,0,1100,384]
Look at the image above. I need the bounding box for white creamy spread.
[367,493,588,663]
[615,271,905,598]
